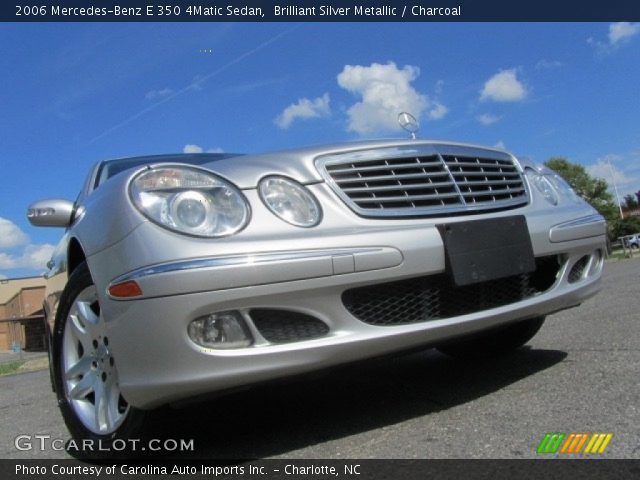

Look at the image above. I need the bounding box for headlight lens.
[130,167,249,237]
[547,173,582,203]
[258,176,321,227]
[525,168,558,206]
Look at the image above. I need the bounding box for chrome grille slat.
[327,161,443,174]
[355,192,461,203]
[342,181,455,193]
[457,179,522,186]
[334,171,448,183]
[448,171,521,178]
[318,149,529,217]
[444,161,512,168]
[461,187,525,197]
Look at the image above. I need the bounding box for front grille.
[342,256,561,326]
[320,150,528,217]
[442,155,526,205]
[250,309,329,343]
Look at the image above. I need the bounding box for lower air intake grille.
[342,256,561,326]
[250,309,329,343]
[568,255,590,283]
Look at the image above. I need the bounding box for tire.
[436,316,546,360]
[52,261,147,457]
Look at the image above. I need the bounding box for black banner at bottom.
[3,459,640,480]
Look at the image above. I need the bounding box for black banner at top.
[3,0,640,22]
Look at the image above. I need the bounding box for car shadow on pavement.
[129,346,567,460]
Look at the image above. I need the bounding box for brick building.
[0,276,47,351]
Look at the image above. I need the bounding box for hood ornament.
[398,112,419,140]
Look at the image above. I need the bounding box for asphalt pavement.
[1,258,638,459]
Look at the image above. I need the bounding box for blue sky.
[1,22,639,278]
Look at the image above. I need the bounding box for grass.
[607,248,640,262]
[0,356,49,377]
[20,356,49,373]
[0,361,24,376]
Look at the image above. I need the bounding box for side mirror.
[27,199,75,228]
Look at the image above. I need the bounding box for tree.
[544,157,619,223]
[611,216,640,239]
[623,194,638,210]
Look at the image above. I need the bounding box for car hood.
[192,139,513,189]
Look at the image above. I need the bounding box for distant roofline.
[0,276,47,305]
[0,275,45,282]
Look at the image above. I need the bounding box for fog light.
[188,311,252,349]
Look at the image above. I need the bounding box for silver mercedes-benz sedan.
[28,139,606,446]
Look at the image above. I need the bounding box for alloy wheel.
[61,286,129,434]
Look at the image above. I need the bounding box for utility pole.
[606,156,624,219]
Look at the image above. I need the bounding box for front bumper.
[91,208,606,409]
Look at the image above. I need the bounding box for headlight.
[258,176,321,227]
[525,168,558,206]
[130,167,250,237]
[546,173,582,203]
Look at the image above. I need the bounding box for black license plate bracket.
[438,215,536,286]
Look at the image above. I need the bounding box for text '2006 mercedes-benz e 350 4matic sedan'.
[28,134,605,451]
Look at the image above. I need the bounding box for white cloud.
[587,155,630,186]
[477,113,502,126]
[608,22,640,46]
[21,244,55,270]
[183,144,204,154]
[189,75,206,92]
[145,88,174,100]
[480,69,528,102]
[588,23,640,54]
[0,244,55,271]
[535,59,563,70]
[586,153,640,199]
[427,102,448,120]
[494,141,507,150]
[337,62,446,134]
[0,218,29,249]
[0,218,54,275]
[275,93,331,129]
[182,144,224,154]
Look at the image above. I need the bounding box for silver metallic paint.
[31,139,607,409]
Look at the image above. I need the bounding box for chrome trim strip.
[315,144,530,218]
[109,248,382,286]
[551,214,605,229]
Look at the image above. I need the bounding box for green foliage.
[544,157,619,223]
[611,216,640,239]
[623,194,638,209]
[0,361,23,376]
